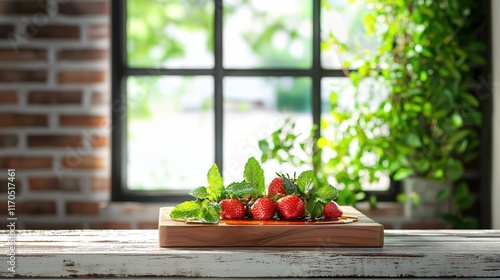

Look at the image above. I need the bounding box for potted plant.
[259,0,485,228]
[353,0,484,226]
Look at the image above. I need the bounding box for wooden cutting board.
[158,206,383,247]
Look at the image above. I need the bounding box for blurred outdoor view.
[126,0,384,191]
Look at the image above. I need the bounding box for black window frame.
[111,0,405,202]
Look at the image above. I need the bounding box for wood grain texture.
[159,206,384,247]
[0,230,499,278]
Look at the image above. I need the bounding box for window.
[111,0,396,202]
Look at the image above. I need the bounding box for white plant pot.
[402,177,451,219]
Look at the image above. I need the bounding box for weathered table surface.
[1,229,499,279]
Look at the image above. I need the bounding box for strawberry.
[276,195,305,220]
[220,198,246,219]
[268,177,285,196]
[322,201,343,219]
[250,197,275,220]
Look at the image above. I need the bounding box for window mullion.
[312,0,322,139]
[214,0,224,173]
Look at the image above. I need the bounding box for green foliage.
[225,182,259,199]
[170,157,339,223]
[258,0,484,227]
[243,157,265,195]
[207,164,225,202]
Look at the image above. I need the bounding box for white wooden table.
[1,230,499,278]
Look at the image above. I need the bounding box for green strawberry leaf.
[207,163,224,202]
[305,199,323,219]
[226,181,259,199]
[315,184,337,204]
[297,170,314,195]
[199,201,222,223]
[282,176,298,195]
[190,186,210,200]
[170,201,202,221]
[244,157,265,195]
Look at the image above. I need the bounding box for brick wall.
[0,0,163,229]
[0,0,447,230]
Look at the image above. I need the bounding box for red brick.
[0,25,15,37]
[138,222,158,229]
[0,179,20,195]
[90,177,109,192]
[28,135,81,147]
[58,49,108,61]
[66,201,101,216]
[0,69,46,83]
[0,156,52,169]
[58,1,109,15]
[89,24,108,40]
[89,135,108,147]
[28,25,80,39]
[0,113,48,128]
[91,92,107,105]
[0,49,47,62]
[58,70,105,84]
[29,177,81,192]
[0,134,18,147]
[90,222,132,229]
[59,115,107,127]
[0,1,46,14]
[0,90,18,104]
[24,222,83,230]
[91,177,109,191]
[0,201,7,215]
[28,90,82,105]
[18,200,56,215]
[61,156,107,170]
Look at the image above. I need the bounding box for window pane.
[321,0,379,69]
[127,76,214,190]
[321,77,390,191]
[223,77,312,184]
[127,0,214,68]
[224,0,312,68]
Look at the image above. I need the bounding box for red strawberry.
[275,195,305,220]
[322,201,343,219]
[268,177,285,196]
[250,197,275,220]
[220,199,246,219]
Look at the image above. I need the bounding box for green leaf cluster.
[258,0,485,227]
[170,156,340,222]
[170,157,263,223]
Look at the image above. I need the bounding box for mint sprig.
[170,201,202,221]
[207,163,225,202]
[190,186,209,200]
[169,158,340,223]
[225,181,259,199]
[314,184,337,204]
[297,170,314,195]
[244,157,265,195]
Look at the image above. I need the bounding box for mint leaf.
[190,186,209,200]
[207,163,224,201]
[170,201,202,221]
[315,184,337,204]
[305,199,324,219]
[243,157,265,195]
[297,170,314,195]
[199,201,222,223]
[282,176,298,195]
[225,181,259,199]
